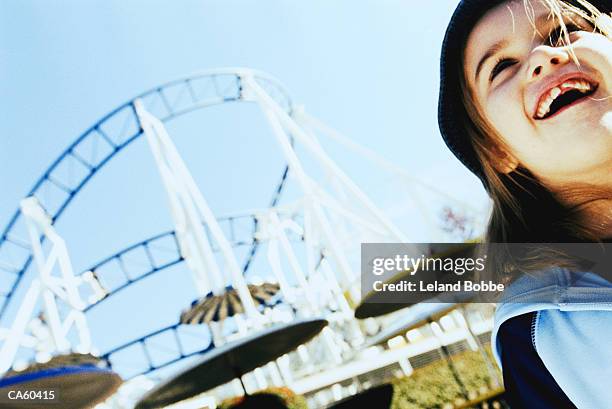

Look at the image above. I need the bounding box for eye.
[490,58,518,82]
[547,22,586,47]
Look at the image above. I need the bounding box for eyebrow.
[474,39,509,82]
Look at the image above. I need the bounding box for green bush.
[390,348,503,409]
[218,386,308,409]
[217,349,502,409]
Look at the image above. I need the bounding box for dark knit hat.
[438,0,610,189]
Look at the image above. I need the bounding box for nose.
[525,45,570,80]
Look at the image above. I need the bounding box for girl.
[438,0,612,407]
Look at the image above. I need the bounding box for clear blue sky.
[0,0,489,378]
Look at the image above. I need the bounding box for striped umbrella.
[180,283,280,324]
[2,353,122,409]
[5,353,103,377]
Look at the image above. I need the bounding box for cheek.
[572,32,612,88]
[483,85,535,155]
[482,85,565,174]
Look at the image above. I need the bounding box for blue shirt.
[492,267,612,408]
[498,312,576,408]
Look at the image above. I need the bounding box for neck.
[554,184,612,239]
[548,168,612,239]
[580,199,612,238]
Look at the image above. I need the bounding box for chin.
[548,110,612,145]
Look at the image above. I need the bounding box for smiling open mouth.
[534,78,598,120]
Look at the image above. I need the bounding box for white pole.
[253,96,355,284]
[22,198,92,351]
[135,100,260,321]
[269,211,318,309]
[245,75,407,243]
[0,197,94,373]
[267,238,297,303]
[136,100,219,295]
[0,281,41,374]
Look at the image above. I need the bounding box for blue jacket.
[491,267,612,408]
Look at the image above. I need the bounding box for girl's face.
[464,0,612,187]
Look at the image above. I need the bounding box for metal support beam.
[242,73,409,288]
[0,197,93,374]
[134,100,260,321]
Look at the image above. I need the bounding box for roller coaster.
[0,68,489,408]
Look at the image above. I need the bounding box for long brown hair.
[459,0,612,279]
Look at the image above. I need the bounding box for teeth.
[550,87,561,98]
[535,79,594,118]
[560,79,592,92]
[536,87,559,118]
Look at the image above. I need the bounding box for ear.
[489,145,518,174]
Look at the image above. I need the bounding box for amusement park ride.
[0,68,497,408]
